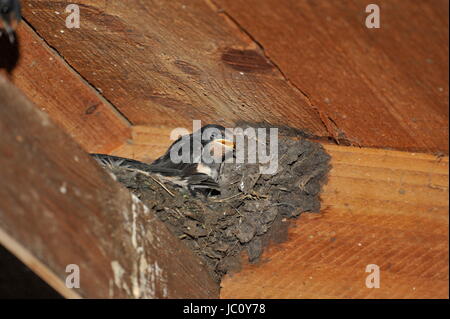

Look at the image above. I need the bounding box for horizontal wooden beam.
[106,131,449,298]
[0,76,219,298]
[220,145,449,298]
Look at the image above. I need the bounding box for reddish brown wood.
[106,128,449,299]
[109,125,176,163]
[1,23,131,153]
[0,76,219,298]
[2,0,447,299]
[221,145,449,299]
[20,0,328,137]
[18,0,449,153]
[215,0,449,153]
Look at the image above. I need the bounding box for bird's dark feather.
[91,153,220,191]
[91,124,230,194]
[91,153,153,172]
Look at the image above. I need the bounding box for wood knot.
[85,103,99,115]
[221,48,273,73]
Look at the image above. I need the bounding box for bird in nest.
[0,0,21,43]
[92,124,235,196]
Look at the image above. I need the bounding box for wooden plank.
[106,127,448,298]
[0,22,131,153]
[0,75,219,299]
[7,0,447,299]
[20,0,328,137]
[110,125,174,163]
[220,145,449,299]
[215,0,449,153]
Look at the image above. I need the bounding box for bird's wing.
[91,153,153,171]
[182,166,220,190]
[150,162,220,190]
[146,166,186,179]
[92,154,220,191]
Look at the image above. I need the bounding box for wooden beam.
[20,0,328,136]
[110,125,175,163]
[220,145,449,298]
[106,128,448,298]
[215,0,449,153]
[6,0,447,299]
[1,22,131,154]
[0,76,219,298]
[19,0,449,153]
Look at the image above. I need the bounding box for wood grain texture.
[110,125,175,163]
[3,0,447,299]
[20,0,328,137]
[106,128,448,298]
[216,0,449,153]
[0,76,218,299]
[0,22,131,153]
[220,145,449,299]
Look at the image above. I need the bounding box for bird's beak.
[215,139,235,150]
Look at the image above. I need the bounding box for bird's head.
[0,0,21,43]
[199,124,235,162]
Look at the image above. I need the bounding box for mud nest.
[100,137,331,282]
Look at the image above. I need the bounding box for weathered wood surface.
[110,125,174,163]
[220,145,449,299]
[0,22,131,154]
[1,0,447,299]
[16,0,449,154]
[215,0,449,153]
[0,76,219,299]
[106,131,449,299]
[20,0,328,135]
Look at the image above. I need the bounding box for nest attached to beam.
[100,137,330,282]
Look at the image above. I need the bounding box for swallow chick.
[0,0,21,43]
[92,124,235,196]
[149,124,235,195]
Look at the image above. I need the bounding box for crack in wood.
[208,0,346,144]
[21,17,133,127]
